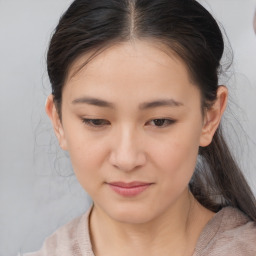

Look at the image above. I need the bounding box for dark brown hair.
[47,0,256,220]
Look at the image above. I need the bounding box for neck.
[89,190,214,256]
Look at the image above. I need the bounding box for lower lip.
[108,184,151,197]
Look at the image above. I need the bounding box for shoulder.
[21,207,94,256]
[194,207,256,256]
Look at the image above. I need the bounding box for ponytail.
[190,127,256,221]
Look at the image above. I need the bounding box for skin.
[46,40,228,256]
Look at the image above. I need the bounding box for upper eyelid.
[147,118,175,124]
[82,118,110,126]
[81,118,176,126]
[82,118,108,121]
[81,117,175,121]
[147,118,176,123]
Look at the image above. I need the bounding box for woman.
[24,0,256,255]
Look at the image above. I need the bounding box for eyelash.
[82,119,110,127]
[146,118,176,127]
[82,118,176,128]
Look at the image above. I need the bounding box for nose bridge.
[109,124,146,171]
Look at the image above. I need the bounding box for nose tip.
[109,135,146,172]
[110,151,146,172]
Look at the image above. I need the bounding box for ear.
[199,86,228,147]
[45,95,68,150]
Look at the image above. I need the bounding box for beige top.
[22,207,256,256]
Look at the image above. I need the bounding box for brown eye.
[153,119,166,126]
[147,119,176,127]
[82,119,110,127]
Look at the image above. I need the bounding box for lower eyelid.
[81,117,175,128]
[82,118,110,126]
[147,118,176,125]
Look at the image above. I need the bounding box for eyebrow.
[139,99,184,109]
[72,97,183,109]
[72,97,114,108]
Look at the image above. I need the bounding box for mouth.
[106,181,153,197]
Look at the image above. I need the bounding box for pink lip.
[107,182,153,197]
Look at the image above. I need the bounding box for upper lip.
[107,181,153,188]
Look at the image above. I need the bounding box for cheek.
[150,124,201,184]
[63,125,108,184]
[67,139,108,197]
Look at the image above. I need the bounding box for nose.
[109,126,146,172]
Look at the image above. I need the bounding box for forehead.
[67,40,191,81]
[63,40,200,106]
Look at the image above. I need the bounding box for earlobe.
[45,95,68,150]
[199,86,228,147]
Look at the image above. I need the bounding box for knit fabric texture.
[21,207,256,256]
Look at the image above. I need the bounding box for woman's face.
[50,41,215,224]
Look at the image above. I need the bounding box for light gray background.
[0,1,256,255]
